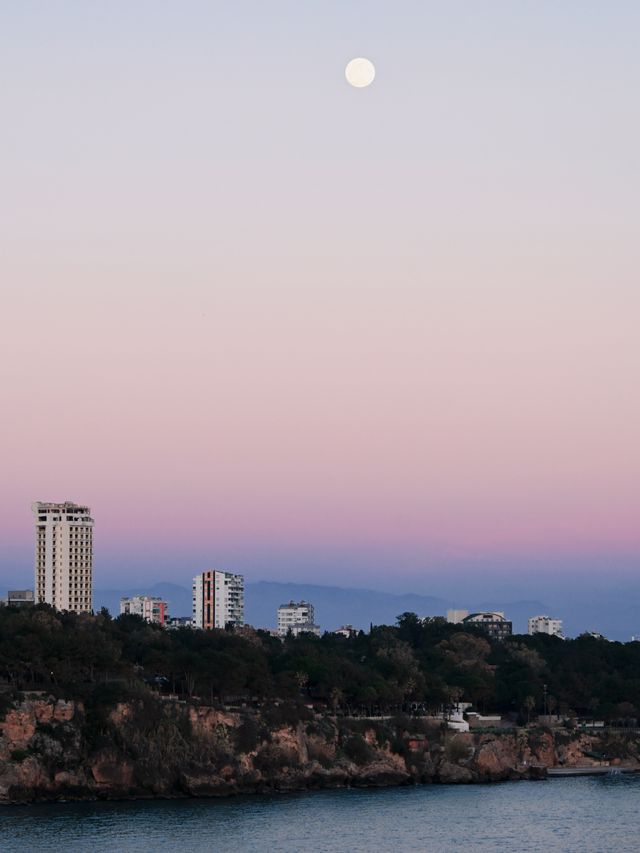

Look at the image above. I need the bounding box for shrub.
[306,738,334,768]
[253,744,299,773]
[10,749,29,763]
[235,718,261,753]
[390,735,409,757]
[343,734,374,765]
[391,713,412,733]
[445,736,472,764]
[338,718,374,736]
[262,701,312,729]
[0,691,16,720]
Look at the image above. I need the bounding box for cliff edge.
[2,695,638,803]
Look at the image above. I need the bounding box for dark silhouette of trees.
[1,605,640,721]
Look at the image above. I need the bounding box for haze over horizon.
[2,3,639,614]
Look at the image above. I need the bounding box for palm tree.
[524,695,536,725]
[294,671,309,694]
[329,686,344,712]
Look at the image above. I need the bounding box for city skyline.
[2,2,640,838]
[1,490,637,641]
[2,3,639,605]
[5,498,639,599]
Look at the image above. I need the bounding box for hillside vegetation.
[1,606,639,723]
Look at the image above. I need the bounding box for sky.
[1,2,639,606]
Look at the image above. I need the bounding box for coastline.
[2,695,638,805]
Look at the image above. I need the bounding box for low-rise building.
[466,712,506,729]
[461,611,512,640]
[5,590,35,608]
[528,615,563,637]
[446,609,470,624]
[277,601,320,637]
[120,595,168,626]
[166,615,192,630]
[445,703,470,733]
[333,625,356,637]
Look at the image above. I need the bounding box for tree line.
[1,605,639,723]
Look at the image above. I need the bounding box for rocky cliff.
[1,695,638,803]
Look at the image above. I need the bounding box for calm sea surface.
[1,776,639,852]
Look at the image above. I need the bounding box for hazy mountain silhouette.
[93,580,549,634]
[95,582,192,621]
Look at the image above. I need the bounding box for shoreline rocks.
[1,696,638,804]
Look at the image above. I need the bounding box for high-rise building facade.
[192,570,244,629]
[120,595,167,626]
[528,615,564,638]
[277,600,320,637]
[32,501,94,613]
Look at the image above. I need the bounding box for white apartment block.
[32,501,94,614]
[277,601,320,637]
[120,595,167,625]
[446,609,470,624]
[528,615,564,637]
[192,570,244,629]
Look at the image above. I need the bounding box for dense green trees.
[1,604,639,722]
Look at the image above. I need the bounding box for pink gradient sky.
[1,2,639,590]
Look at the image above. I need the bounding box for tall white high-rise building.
[32,501,94,613]
[528,615,564,637]
[192,570,244,629]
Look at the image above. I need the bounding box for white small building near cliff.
[528,615,563,637]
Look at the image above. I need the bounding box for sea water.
[1,775,638,852]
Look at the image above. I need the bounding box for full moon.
[345,57,375,88]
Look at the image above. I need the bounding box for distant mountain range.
[95,583,193,623]
[93,580,549,635]
[2,573,634,638]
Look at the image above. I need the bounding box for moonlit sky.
[1,1,639,599]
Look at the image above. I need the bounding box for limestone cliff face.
[1,696,638,803]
